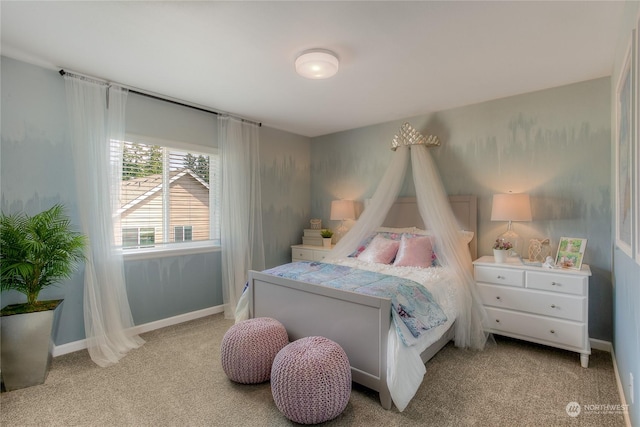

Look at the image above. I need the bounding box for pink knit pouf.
[220,317,288,384]
[271,336,351,424]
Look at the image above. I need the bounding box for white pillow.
[416,229,474,244]
[377,226,474,244]
[375,226,418,234]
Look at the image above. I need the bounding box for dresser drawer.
[313,251,329,261]
[292,248,314,261]
[474,265,524,287]
[485,307,586,350]
[477,283,586,322]
[526,271,587,296]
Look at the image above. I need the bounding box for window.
[174,225,193,242]
[122,227,156,248]
[115,139,219,250]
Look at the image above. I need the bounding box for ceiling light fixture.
[295,49,339,79]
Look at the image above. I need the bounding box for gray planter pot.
[1,300,62,391]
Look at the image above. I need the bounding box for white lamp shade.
[330,200,355,221]
[491,193,532,222]
[295,50,339,79]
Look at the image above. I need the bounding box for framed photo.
[615,36,634,257]
[555,237,587,270]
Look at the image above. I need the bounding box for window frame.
[118,134,220,260]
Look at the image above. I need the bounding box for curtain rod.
[59,69,262,127]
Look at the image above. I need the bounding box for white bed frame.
[247,195,477,409]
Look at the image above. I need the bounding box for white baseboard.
[611,347,633,427]
[590,338,612,352]
[52,305,225,357]
[589,337,632,426]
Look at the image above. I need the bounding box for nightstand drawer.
[313,251,329,261]
[485,307,586,349]
[477,283,585,322]
[292,248,314,261]
[526,271,586,296]
[474,266,524,287]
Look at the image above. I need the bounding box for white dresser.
[473,256,592,367]
[291,244,333,262]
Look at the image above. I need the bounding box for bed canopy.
[326,122,489,350]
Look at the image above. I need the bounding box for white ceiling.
[1,1,625,138]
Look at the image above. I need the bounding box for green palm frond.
[1,204,86,307]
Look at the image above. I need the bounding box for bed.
[245,195,477,410]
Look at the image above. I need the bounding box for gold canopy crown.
[391,122,440,151]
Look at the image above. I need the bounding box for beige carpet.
[1,314,625,426]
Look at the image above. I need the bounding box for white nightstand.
[291,244,333,262]
[473,256,592,368]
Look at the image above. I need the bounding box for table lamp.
[330,200,356,237]
[491,193,532,256]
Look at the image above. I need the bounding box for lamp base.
[497,229,523,257]
[335,222,348,242]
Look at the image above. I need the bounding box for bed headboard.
[381,196,478,260]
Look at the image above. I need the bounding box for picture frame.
[615,35,634,257]
[636,21,640,265]
[555,237,587,270]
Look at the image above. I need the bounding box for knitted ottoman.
[271,336,351,424]
[220,317,288,384]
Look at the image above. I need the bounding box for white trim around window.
[123,240,220,261]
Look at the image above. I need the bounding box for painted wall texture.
[311,77,613,342]
[1,56,87,344]
[611,1,640,424]
[259,126,311,268]
[0,56,310,346]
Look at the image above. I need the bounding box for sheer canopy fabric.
[64,76,144,367]
[219,116,265,319]
[411,146,488,349]
[326,144,488,350]
[328,146,409,259]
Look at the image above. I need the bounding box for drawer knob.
[497,275,505,280]
[495,319,500,323]
[551,282,560,286]
[496,296,501,300]
[550,330,555,334]
[550,304,556,309]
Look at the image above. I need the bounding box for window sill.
[123,241,221,261]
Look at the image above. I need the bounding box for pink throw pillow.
[393,235,434,268]
[358,234,400,264]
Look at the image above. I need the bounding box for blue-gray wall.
[611,2,640,425]
[260,126,311,267]
[0,56,310,345]
[311,78,613,343]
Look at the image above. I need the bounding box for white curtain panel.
[219,116,265,319]
[64,77,144,367]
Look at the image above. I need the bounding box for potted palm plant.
[0,204,86,391]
